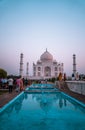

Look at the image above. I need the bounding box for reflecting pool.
[0,84,85,130]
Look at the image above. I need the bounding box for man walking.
[8,78,13,93]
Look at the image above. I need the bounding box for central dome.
[40,49,53,62]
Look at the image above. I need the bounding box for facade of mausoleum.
[33,49,64,79]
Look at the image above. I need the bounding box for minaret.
[26,62,29,78]
[19,53,23,77]
[73,54,76,77]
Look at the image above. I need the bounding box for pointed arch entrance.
[44,66,51,77]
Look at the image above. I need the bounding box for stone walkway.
[0,84,85,108]
[0,90,21,108]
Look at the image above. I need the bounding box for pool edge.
[0,91,24,113]
[62,92,85,108]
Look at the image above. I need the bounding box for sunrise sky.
[0,0,85,76]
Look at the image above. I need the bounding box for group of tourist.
[9,77,25,93]
[0,77,24,93]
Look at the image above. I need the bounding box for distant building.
[33,49,64,79]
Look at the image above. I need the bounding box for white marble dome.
[40,49,53,62]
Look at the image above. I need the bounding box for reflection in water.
[59,95,63,108]
[24,92,28,100]
[58,94,67,108]
[64,99,67,107]
[4,94,25,116]
[0,87,85,130]
[14,94,24,113]
[32,92,68,113]
[15,100,22,113]
[40,97,53,113]
[31,92,85,114]
[5,104,14,117]
[1,90,85,118]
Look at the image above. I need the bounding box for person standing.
[8,78,13,93]
[16,78,20,92]
[64,73,66,81]
[58,72,62,81]
[20,78,24,91]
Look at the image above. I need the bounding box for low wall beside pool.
[66,81,85,95]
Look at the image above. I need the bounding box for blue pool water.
[0,84,85,130]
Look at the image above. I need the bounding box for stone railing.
[66,81,85,95]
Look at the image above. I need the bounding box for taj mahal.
[20,49,64,80]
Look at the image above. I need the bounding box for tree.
[0,68,7,78]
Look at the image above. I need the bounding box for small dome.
[37,60,42,64]
[40,49,53,62]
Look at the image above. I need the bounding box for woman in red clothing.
[20,78,24,91]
